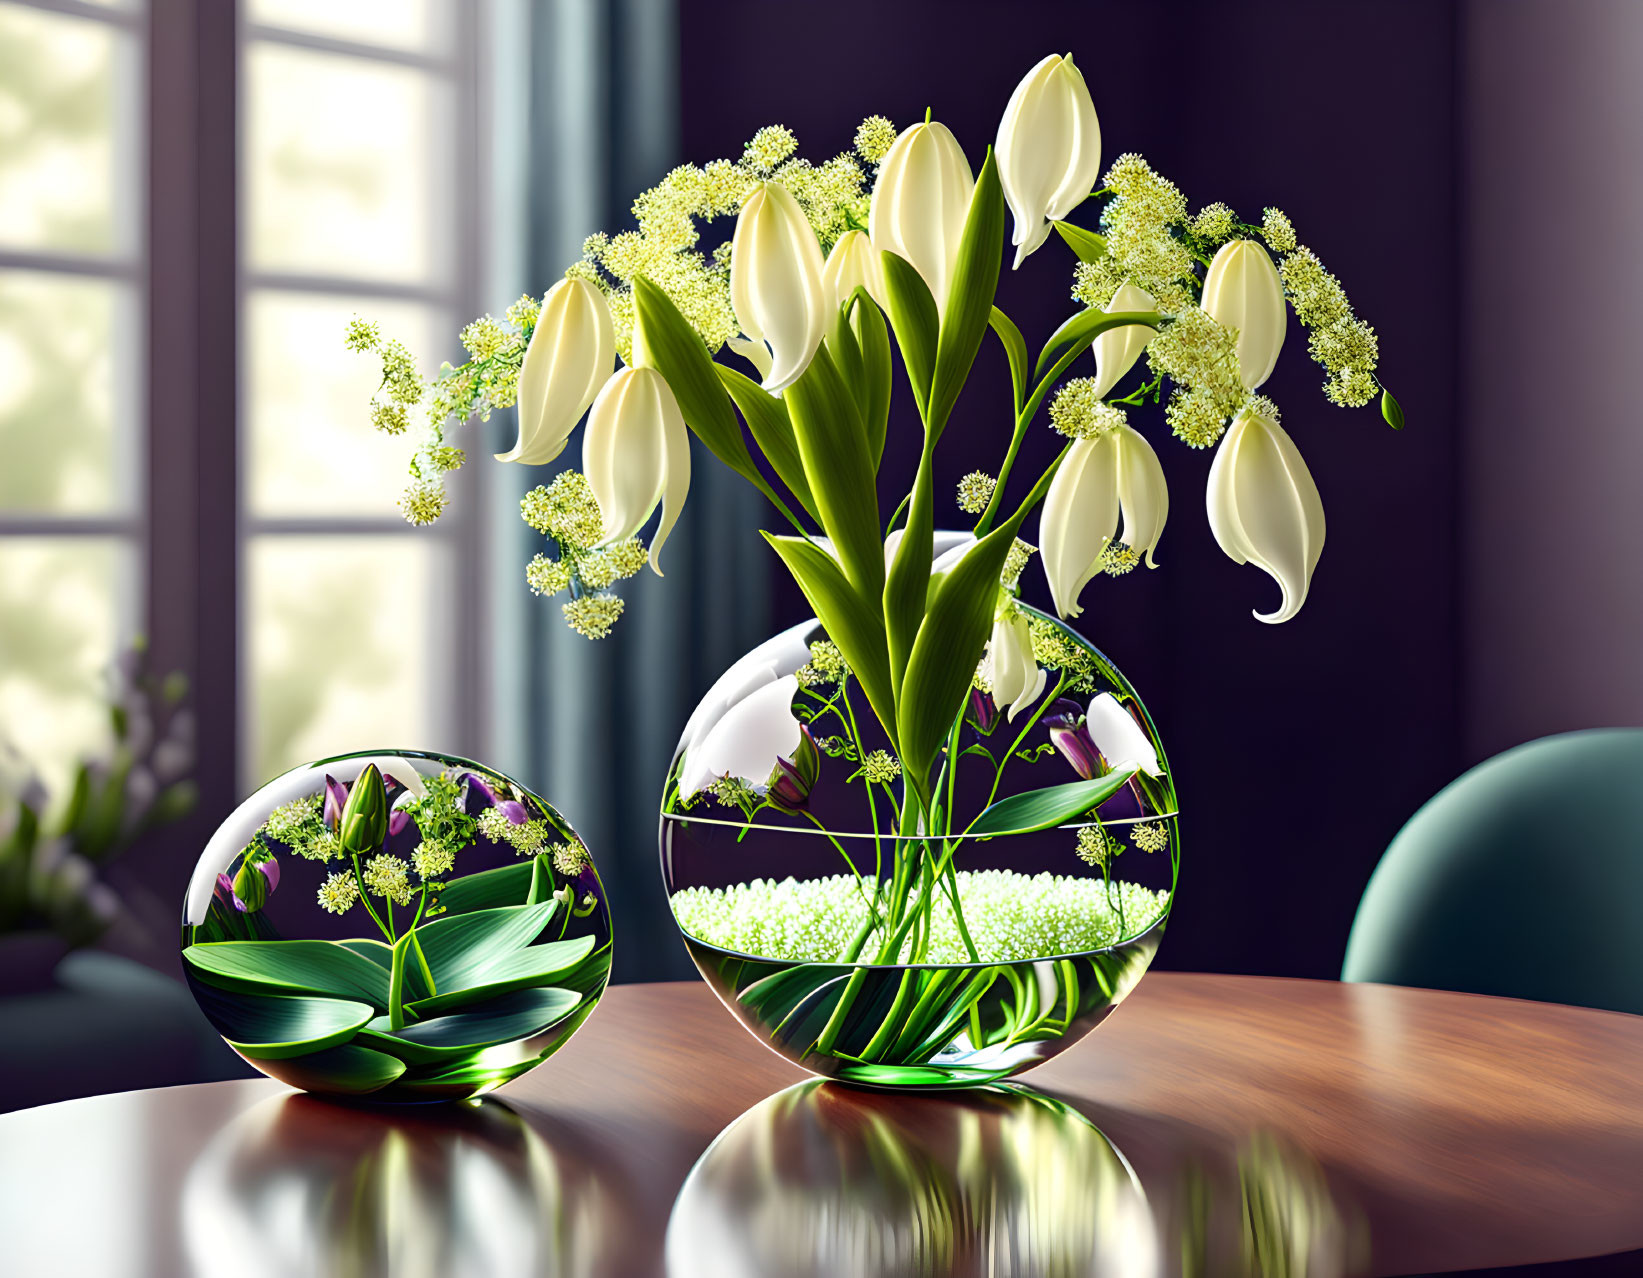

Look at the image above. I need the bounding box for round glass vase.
[182,749,613,1103]
[660,605,1178,1088]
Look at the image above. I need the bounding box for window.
[238,1,488,787]
[0,0,144,796]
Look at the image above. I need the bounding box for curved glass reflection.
[182,1093,612,1278]
[667,1081,1159,1278]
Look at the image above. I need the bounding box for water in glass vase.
[660,605,1178,1088]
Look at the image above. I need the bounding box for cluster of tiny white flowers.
[794,639,849,688]
[956,471,996,514]
[669,870,1169,965]
[362,853,414,907]
[316,871,359,915]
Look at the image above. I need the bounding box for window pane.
[245,45,446,284]
[0,5,132,255]
[0,271,135,513]
[247,0,447,53]
[0,537,133,800]
[245,536,443,786]
[246,292,447,517]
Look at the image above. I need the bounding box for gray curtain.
[513,0,771,981]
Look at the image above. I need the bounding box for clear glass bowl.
[182,749,611,1102]
[660,604,1178,1087]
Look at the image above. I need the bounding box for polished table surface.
[1,973,1640,1277]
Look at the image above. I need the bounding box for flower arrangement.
[180,754,611,1100]
[350,54,1394,1080]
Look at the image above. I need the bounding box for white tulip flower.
[988,606,1046,722]
[1206,408,1325,624]
[582,365,692,575]
[495,276,615,465]
[730,180,829,392]
[1085,693,1163,777]
[1040,424,1168,619]
[1200,239,1286,390]
[996,53,1102,269]
[821,228,886,313]
[679,675,802,801]
[1090,281,1158,399]
[868,120,975,315]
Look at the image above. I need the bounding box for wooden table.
[1,973,1639,1277]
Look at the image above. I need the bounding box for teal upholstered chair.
[1342,729,1643,1016]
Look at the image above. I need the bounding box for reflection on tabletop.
[667,1080,1361,1278]
[181,1093,614,1278]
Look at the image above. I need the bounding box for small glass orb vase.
[660,604,1178,1088]
[182,750,612,1103]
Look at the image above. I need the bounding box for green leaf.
[764,533,896,746]
[879,250,939,420]
[849,287,893,467]
[1033,307,1162,384]
[718,365,819,521]
[357,988,581,1064]
[183,939,391,1008]
[1053,220,1109,263]
[1381,385,1405,430]
[883,442,934,701]
[250,1042,407,1094]
[783,344,883,596]
[190,982,376,1060]
[631,276,760,482]
[896,519,1024,791]
[339,938,394,971]
[405,934,597,1018]
[409,900,559,1000]
[928,148,1005,438]
[989,307,1028,411]
[432,860,533,915]
[966,769,1139,838]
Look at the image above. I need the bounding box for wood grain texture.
[0,974,1638,1277]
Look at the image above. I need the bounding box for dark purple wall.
[680,0,1463,978]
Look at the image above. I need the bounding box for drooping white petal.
[1042,55,1102,224]
[1206,409,1325,624]
[684,675,803,799]
[1200,240,1287,391]
[1040,435,1120,619]
[582,366,692,575]
[1113,424,1169,567]
[869,121,975,314]
[497,277,615,464]
[1090,281,1158,399]
[730,181,828,392]
[727,335,773,383]
[996,53,1101,269]
[989,609,1045,722]
[1084,693,1162,777]
[821,229,885,312]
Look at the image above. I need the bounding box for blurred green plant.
[0,642,196,947]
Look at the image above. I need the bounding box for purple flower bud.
[966,687,999,736]
[388,808,411,837]
[258,858,280,893]
[322,775,349,832]
[498,799,529,825]
[458,771,499,808]
[1042,698,1107,781]
[766,726,822,814]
